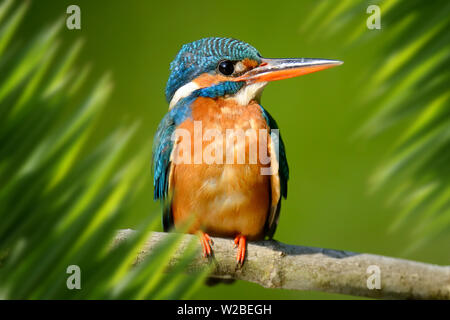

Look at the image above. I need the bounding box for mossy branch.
[115,229,450,299]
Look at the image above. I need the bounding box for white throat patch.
[169,81,267,109]
[229,82,267,106]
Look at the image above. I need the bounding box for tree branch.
[115,229,450,299]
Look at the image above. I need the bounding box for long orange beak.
[235,58,343,83]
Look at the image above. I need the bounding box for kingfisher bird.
[153,37,342,265]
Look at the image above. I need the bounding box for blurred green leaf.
[0,0,206,300]
[308,0,450,251]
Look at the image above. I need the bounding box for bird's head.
[166,37,342,108]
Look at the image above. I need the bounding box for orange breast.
[170,97,271,240]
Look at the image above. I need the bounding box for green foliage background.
[2,0,449,299]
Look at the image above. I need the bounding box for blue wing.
[260,105,289,239]
[153,113,174,199]
[153,99,193,231]
[153,112,176,230]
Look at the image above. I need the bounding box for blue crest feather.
[165,37,261,103]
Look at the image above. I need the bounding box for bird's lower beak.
[235,58,343,83]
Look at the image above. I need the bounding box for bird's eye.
[218,60,235,76]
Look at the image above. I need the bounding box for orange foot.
[234,235,247,266]
[199,231,214,258]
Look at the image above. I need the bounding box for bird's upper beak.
[235,58,343,83]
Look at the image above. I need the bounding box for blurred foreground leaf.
[0,0,205,299]
[304,0,450,252]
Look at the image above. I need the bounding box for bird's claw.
[234,235,246,266]
[199,232,214,258]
